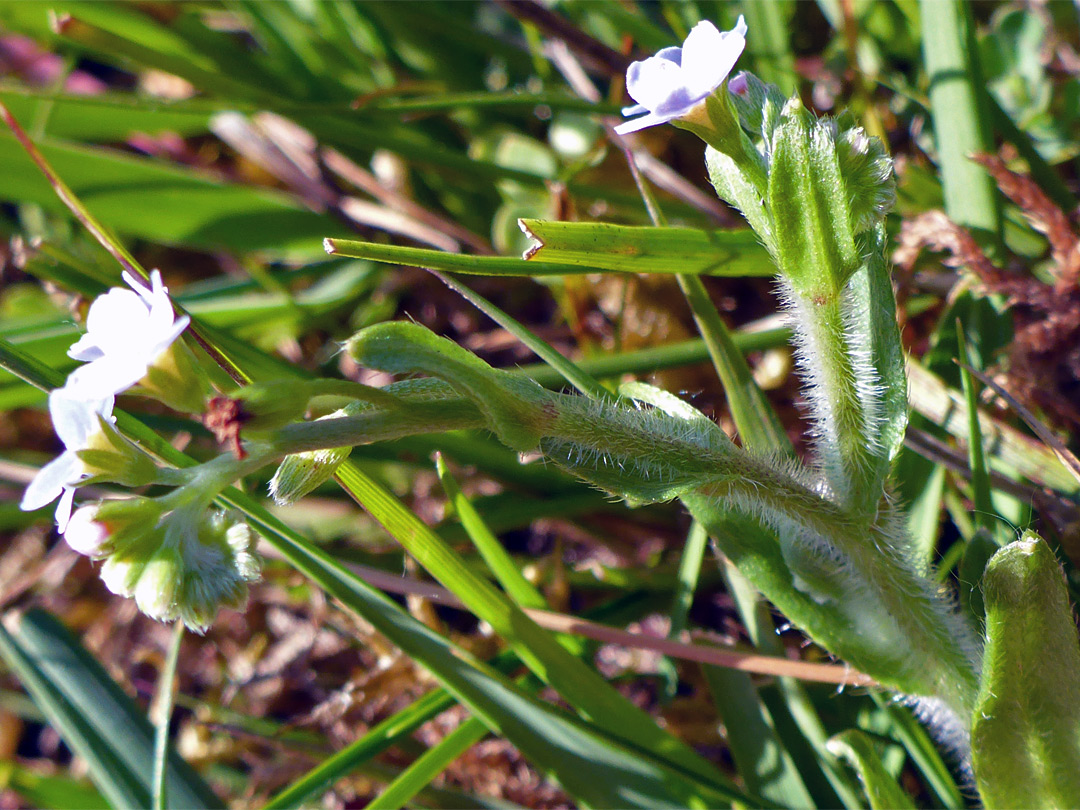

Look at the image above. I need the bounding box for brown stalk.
[322,557,878,688]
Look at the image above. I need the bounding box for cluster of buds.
[20,270,260,631]
[65,500,260,633]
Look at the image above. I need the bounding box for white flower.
[63,504,112,557]
[20,386,114,531]
[66,270,190,399]
[616,16,747,135]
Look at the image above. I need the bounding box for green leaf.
[767,98,860,299]
[0,131,337,256]
[519,219,775,277]
[0,609,220,810]
[972,532,1080,809]
[827,729,916,810]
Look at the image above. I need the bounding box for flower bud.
[65,497,166,558]
[172,510,261,632]
[71,497,260,632]
[100,549,151,600]
[63,505,112,557]
[269,408,353,505]
[134,545,183,621]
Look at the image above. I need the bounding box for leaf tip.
[517,218,542,260]
[48,10,72,35]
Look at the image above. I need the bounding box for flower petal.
[67,333,106,362]
[64,505,110,556]
[626,54,685,112]
[49,387,112,448]
[151,313,189,359]
[20,452,81,511]
[84,288,153,357]
[55,487,77,532]
[123,269,159,307]
[68,355,151,399]
[615,110,675,135]
[681,17,746,100]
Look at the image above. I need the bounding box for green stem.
[152,621,184,810]
[786,287,875,511]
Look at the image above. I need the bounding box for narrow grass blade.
[676,275,790,453]
[868,693,965,810]
[0,609,221,810]
[739,0,798,94]
[0,762,108,810]
[331,461,749,799]
[0,131,334,256]
[667,521,708,649]
[366,716,489,810]
[517,329,792,387]
[432,272,609,400]
[955,324,995,534]
[519,219,774,277]
[721,564,864,809]
[152,622,185,810]
[326,234,771,279]
[0,620,147,810]
[262,688,456,809]
[827,729,916,810]
[436,455,548,611]
[222,490,766,808]
[907,360,1078,494]
[902,458,947,569]
[703,665,815,808]
[325,238,593,277]
[920,0,1001,247]
[0,87,213,141]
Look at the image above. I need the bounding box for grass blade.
[519,219,775,277]
[152,622,185,810]
[920,0,1001,247]
[827,729,916,810]
[0,609,221,810]
[703,665,815,808]
[955,323,996,534]
[869,693,965,810]
[331,460,750,800]
[436,454,548,611]
[366,716,489,810]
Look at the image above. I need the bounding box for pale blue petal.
[615,111,674,135]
